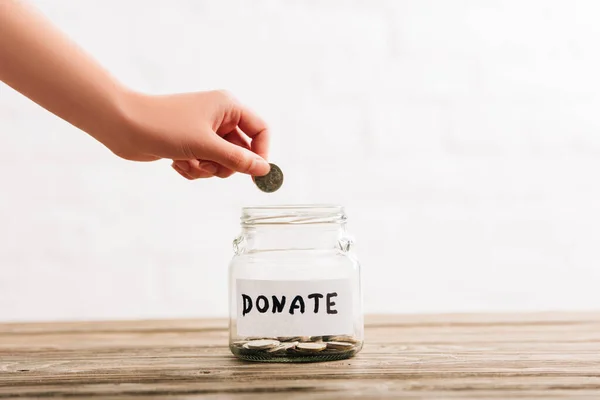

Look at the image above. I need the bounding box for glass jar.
[228,205,363,363]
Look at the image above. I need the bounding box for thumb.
[205,136,270,176]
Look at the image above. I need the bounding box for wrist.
[98,87,150,160]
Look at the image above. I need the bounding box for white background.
[2,0,600,322]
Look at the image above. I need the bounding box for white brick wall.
[2,0,600,321]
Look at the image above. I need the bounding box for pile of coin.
[230,334,360,361]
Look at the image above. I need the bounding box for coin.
[296,342,327,352]
[266,341,299,353]
[277,336,302,342]
[245,339,280,350]
[253,163,283,193]
[324,335,359,344]
[244,337,276,341]
[325,341,355,350]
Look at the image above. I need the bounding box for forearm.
[0,0,271,173]
[0,0,131,143]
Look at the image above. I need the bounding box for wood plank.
[1,313,599,399]
[2,312,599,334]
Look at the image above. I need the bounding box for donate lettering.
[241,293,338,317]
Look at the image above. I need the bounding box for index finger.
[238,105,270,161]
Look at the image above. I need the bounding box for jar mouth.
[241,204,346,225]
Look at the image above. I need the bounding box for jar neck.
[242,223,346,252]
[237,205,349,253]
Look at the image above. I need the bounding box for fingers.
[225,127,251,151]
[238,105,270,161]
[171,127,256,180]
[171,160,218,180]
[172,163,196,180]
[177,127,269,179]
[215,92,270,161]
[204,134,270,176]
[171,157,238,180]
[210,129,250,178]
[169,91,271,179]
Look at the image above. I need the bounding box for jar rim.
[242,204,343,211]
[241,204,346,225]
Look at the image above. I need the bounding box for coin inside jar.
[277,336,302,342]
[296,342,327,352]
[266,342,299,353]
[245,339,280,350]
[325,341,355,350]
[324,335,359,344]
[252,163,283,193]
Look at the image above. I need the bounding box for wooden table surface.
[1,313,599,399]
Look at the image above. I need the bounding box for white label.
[236,279,354,337]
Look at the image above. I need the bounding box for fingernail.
[253,157,270,174]
[177,161,190,172]
[172,165,192,179]
[198,161,218,174]
[255,157,269,167]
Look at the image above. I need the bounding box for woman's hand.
[0,0,270,180]
[114,90,270,180]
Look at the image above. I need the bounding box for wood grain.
[1,313,599,399]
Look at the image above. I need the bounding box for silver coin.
[244,336,276,341]
[266,341,299,353]
[245,339,280,350]
[325,335,358,344]
[252,163,284,193]
[277,336,302,342]
[296,342,327,352]
[325,341,355,350]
